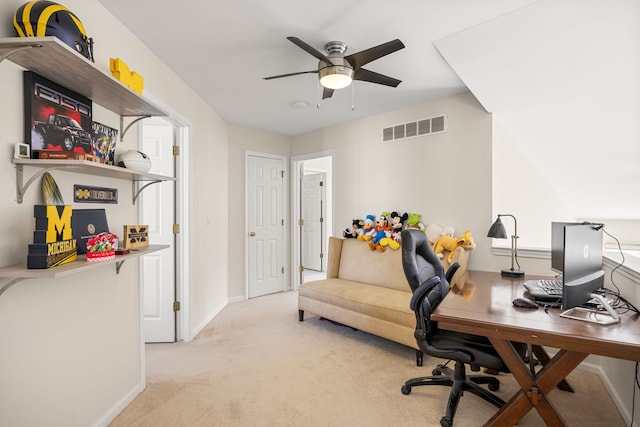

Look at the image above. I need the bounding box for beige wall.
[1,2,636,425]
[227,124,291,299]
[291,92,503,272]
[0,1,228,425]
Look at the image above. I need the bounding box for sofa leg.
[298,309,304,322]
[416,349,423,367]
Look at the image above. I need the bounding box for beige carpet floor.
[110,291,627,426]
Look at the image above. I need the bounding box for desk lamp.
[487,214,525,277]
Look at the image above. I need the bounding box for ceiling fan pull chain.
[316,80,321,109]
[351,82,356,111]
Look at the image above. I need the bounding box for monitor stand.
[560,293,620,325]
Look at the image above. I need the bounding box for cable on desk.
[602,227,624,295]
[597,287,640,315]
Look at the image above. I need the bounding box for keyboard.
[523,279,563,301]
[537,279,562,296]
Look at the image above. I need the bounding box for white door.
[302,172,325,271]
[141,121,176,342]
[247,154,284,298]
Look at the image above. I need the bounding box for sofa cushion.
[337,238,410,292]
[299,278,414,328]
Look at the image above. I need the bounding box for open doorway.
[291,152,334,289]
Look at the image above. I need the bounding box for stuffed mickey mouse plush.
[389,211,408,241]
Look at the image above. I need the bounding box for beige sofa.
[298,236,470,365]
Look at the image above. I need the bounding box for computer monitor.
[561,223,604,310]
[551,221,579,275]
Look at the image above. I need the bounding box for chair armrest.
[409,276,441,311]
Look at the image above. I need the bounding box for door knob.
[249,231,256,237]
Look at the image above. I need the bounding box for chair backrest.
[401,229,451,334]
[401,229,450,299]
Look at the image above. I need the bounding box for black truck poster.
[24,71,93,158]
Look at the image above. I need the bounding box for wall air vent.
[382,114,447,143]
[382,127,394,142]
[394,124,405,139]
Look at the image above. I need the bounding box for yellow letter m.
[46,205,72,243]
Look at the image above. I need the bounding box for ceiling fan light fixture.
[319,65,353,89]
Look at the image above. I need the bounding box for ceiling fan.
[264,36,405,99]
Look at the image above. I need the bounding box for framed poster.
[24,71,93,158]
[91,122,118,165]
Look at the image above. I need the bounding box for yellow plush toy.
[432,230,476,262]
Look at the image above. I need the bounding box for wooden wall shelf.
[0,37,166,117]
[13,159,175,204]
[0,245,170,297]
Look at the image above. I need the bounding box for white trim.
[290,150,335,290]
[191,299,227,339]
[543,352,639,427]
[135,93,193,342]
[95,383,145,427]
[490,246,640,281]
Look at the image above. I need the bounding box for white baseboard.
[93,383,144,427]
[541,349,637,427]
[583,361,638,427]
[191,299,228,338]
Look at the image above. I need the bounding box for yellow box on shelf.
[110,57,144,95]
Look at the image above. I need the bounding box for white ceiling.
[96,0,640,220]
[96,0,538,136]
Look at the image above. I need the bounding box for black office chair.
[399,229,527,427]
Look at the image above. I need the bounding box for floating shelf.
[13,159,175,204]
[0,244,170,296]
[0,36,167,117]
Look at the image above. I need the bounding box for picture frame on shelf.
[14,142,30,159]
[23,71,93,158]
[91,122,118,165]
[71,208,110,254]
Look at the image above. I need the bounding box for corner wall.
[291,91,497,271]
[0,1,229,425]
[227,124,291,300]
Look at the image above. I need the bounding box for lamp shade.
[487,217,508,239]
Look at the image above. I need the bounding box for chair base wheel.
[401,385,411,395]
[440,416,452,427]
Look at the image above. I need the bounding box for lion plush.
[432,230,476,262]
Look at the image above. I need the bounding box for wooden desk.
[435,270,640,426]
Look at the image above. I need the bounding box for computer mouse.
[512,297,539,309]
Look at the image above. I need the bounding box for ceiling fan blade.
[353,68,402,87]
[345,39,405,70]
[322,87,334,99]
[263,70,318,80]
[287,36,332,64]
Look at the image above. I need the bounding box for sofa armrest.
[441,247,471,285]
[326,237,344,279]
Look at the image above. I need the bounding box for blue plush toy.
[358,214,376,241]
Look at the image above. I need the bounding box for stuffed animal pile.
[339,213,477,257]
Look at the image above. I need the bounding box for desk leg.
[532,345,574,392]
[485,339,587,427]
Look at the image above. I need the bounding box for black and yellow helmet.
[14,1,94,62]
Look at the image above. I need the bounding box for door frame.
[291,150,334,290]
[245,151,287,298]
[301,172,326,272]
[137,115,191,342]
